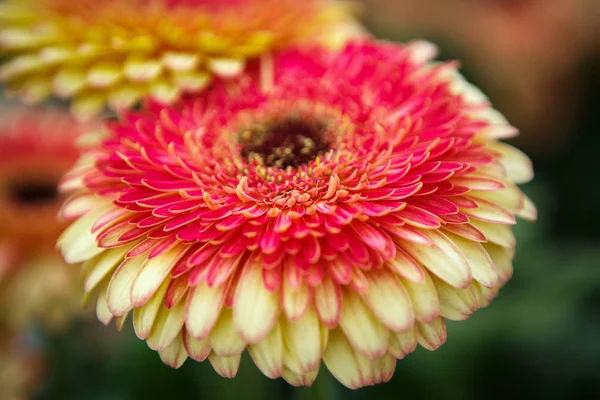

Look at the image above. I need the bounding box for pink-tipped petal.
[402,230,472,289]
[339,289,389,360]
[248,322,284,379]
[159,332,188,369]
[233,261,280,344]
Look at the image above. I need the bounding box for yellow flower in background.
[0,0,361,120]
[0,106,98,331]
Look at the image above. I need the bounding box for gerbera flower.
[0,0,360,120]
[57,40,536,388]
[0,106,97,330]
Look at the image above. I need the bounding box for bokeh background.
[1,0,599,398]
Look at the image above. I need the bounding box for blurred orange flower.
[0,106,98,330]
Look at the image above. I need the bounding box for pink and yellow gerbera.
[58,40,535,388]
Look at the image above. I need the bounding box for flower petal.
[233,260,280,344]
[281,305,322,374]
[417,317,447,351]
[209,308,246,357]
[185,281,227,340]
[107,257,145,316]
[402,229,472,289]
[388,327,418,358]
[314,274,341,328]
[248,322,284,379]
[339,289,389,360]
[58,204,112,263]
[182,330,211,362]
[362,268,415,333]
[159,332,188,369]
[147,301,186,352]
[208,353,241,378]
[131,245,187,307]
[445,232,498,288]
[133,278,170,340]
[400,268,440,323]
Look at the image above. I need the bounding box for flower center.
[239,117,331,169]
[7,180,59,206]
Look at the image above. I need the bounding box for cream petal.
[131,246,186,307]
[433,277,479,321]
[123,56,162,82]
[83,245,132,293]
[282,305,321,374]
[233,262,280,344]
[487,141,534,184]
[402,229,472,289]
[371,353,396,385]
[87,62,122,88]
[158,332,188,369]
[172,70,211,91]
[470,220,516,248]
[248,322,284,379]
[115,312,129,332]
[107,257,145,316]
[282,280,310,321]
[58,204,112,263]
[182,330,211,362]
[484,243,515,285]
[207,57,245,78]
[388,327,418,359]
[133,278,170,340]
[401,268,440,323]
[70,93,106,121]
[60,193,106,220]
[470,182,525,215]
[447,70,489,105]
[313,274,341,328]
[417,317,447,351]
[107,85,142,110]
[95,280,113,326]
[146,301,186,352]
[339,289,388,360]
[53,67,86,97]
[407,40,438,64]
[478,124,519,140]
[471,107,510,127]
[161,52,200,72]
[445,232,498,288]
[323,328,372,389]
[149,79,180,104]
[472,281,499,308]
[209,308,246,357]
[463,199,516,225]
[281,366,319,387]
[387,249,425,283]
[208,353,241,378]
[517,195,537,221]
[185,281,227,340]
[362,268,415,333]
